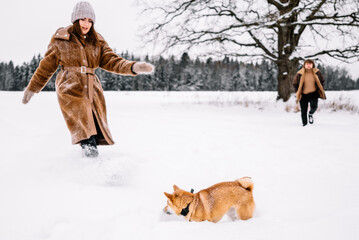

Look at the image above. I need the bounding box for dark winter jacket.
[293,67,326,102]
[26,25,137,145]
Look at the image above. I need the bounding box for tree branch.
[305,46,359,61]
[267,0,286,11]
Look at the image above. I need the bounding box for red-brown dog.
[164,177,255,223]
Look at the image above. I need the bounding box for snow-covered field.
[0,91,358,240]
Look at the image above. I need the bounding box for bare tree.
[141,0,359,101]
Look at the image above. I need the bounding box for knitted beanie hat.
[71,1,96,24]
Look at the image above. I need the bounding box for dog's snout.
[163,206,172,215]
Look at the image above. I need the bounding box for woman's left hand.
[22,89,35,104]
[132,62,154,74]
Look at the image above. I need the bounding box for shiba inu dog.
[164,177,255,223]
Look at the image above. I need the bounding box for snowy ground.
[0,91,358,240]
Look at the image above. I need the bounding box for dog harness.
[180,203,191,216]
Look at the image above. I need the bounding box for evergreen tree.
[355,78,359,89]
[0,62,5,90]
[231,62,242,91]
[0,52,357,92]
[5,61,15,90]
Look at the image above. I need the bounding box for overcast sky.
[0,0,144,63]
[1,0,359,79]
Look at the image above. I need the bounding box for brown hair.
[70,20,99,46]
[303,59,315,68]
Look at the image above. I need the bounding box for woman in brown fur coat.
[293,59,326,126]
[22,1,154,157]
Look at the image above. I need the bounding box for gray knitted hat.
[71,1,96,24]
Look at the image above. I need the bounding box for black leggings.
[80,113,104,146]
[300,92,318,125]
[93,112,104,142]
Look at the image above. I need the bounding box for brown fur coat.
[292,67,326,103]
[26,26,137,145]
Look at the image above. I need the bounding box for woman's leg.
[309,93,319,115]
[308,92,318,124]
[300,95,309,126]
[80,113,101,158]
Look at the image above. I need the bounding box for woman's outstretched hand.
[132,62,154,74]
[22,89,35,104]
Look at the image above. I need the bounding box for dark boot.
[80,135,99,158]
[308,114,314,124]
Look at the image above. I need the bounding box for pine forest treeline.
[1,52,358,92]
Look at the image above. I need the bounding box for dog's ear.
[173,185,180,191]
[164,192,173,201]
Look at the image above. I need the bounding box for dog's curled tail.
[236,177,254,191]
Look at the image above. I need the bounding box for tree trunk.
[276,59,299,101]
[276,2,299,101]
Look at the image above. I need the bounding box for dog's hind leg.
[226,207,238,221]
